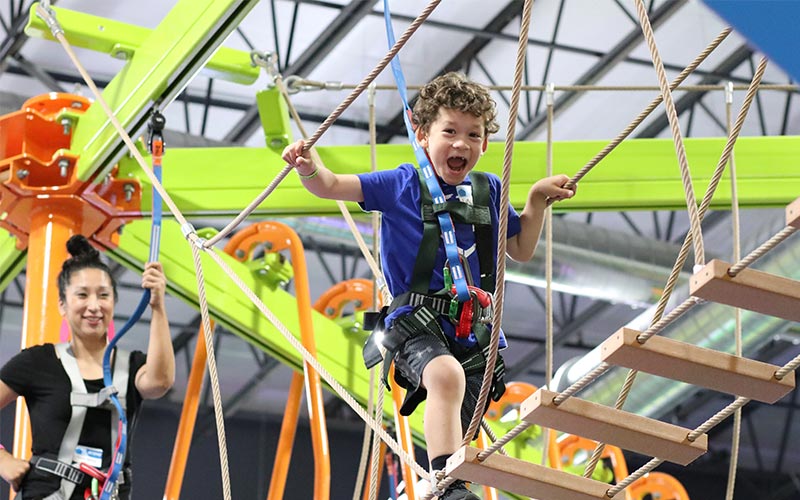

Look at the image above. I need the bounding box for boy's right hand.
[0,451,29,492]
[281,140,317,177]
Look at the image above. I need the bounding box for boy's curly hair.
[412,72,499,135]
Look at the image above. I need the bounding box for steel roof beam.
[515,0,687,141]
[224,0,377,144]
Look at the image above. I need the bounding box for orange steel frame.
[0,93,145,500]
[162,221,331,499]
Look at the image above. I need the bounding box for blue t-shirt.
[358,163,521,348]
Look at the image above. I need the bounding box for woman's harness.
[24,343,130,500]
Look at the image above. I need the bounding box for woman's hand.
[0,451,29,492]
[142,262,167,309]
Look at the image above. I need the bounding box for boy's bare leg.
[421,355,466,461]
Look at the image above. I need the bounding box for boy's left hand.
[532,174,575,202]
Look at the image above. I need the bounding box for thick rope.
[583,55,769,479]
[286,79,797,94]
[552,362,612,405]
[205,0,443,248]
[542,82,555,466]
[368,388,385,500]
[634,0,705,268]
[457,0,535,475]
[188,242,232,499]
[34,6,234,496]
[568,28,731,187]
[353,368,376,500]
[727,226,798,277]
[725,80,743,500]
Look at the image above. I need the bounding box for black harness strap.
[411,170,495,294]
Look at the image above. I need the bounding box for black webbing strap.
[410,170,496,295]
[30,456,85,485]
[410,173,440,294]
[470,172,496,293]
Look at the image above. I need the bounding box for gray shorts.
[392,332,492,436]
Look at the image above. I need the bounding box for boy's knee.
[423,355,465,394]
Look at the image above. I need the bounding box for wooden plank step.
[691,259,800,323]
[600,327,795,403]
[787,197,800,229]
[520,389,707,465]
[446,446,623,500]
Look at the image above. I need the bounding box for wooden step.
[520,389,707,465]
[600,327,795,403]
[788,197,800,229]
[691,259,800,323]
[446,446,623,500]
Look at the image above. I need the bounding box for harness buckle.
[451,285,493,339]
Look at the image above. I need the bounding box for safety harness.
[363,170,506,408]
[26,343,130,500]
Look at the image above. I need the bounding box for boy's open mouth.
[447,156,467,170]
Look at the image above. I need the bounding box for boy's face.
[416,107,488,186]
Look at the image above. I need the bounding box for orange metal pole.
[266,371,304,500]
[286,229,331,500]
[13,207,76,491]
[162,321,211,500]
[475,432,498,500]
[389,371,418,500]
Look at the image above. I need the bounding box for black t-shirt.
[0,344,146,500]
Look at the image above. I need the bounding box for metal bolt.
[354,300,363,308]
[114,50,128,60]
[325,307,335,316]
[58,159,69,177]
[71,101,83,109]
[235,249,245,259]
[61,118,71,135]
[16,169,29,179]
[123,183,135,202]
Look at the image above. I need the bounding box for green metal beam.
[0,231,25,294]
[120,136,800,216]
[24,5,259,85]
[25,0,260,181]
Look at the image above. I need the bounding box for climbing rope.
[724,79,743,500]
[582,54,771,481]
[33,5,235,498]
[634,0,705,268]
[541,82,556,467]
[204,0,443,249]
[568,27,731,187]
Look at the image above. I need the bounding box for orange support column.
[13,208,76,469]
[162,321,211,500]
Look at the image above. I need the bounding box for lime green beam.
[0,231,25,294]
[24,5,259,85]
[25,0,259,181]
[120,136,800,215]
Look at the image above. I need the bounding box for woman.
[0,235,175,499]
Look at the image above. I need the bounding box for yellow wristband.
[298,168,319,180]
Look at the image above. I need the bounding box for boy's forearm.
[509,193,548,262]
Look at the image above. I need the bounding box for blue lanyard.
[382,0,470,302]
[100,117,163,500]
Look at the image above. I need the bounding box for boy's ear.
[481,136,488,153]
[415,126,428,148]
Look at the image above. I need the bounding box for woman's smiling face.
[58,268,115,340]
